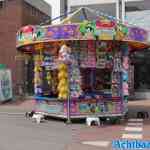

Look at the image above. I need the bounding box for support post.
[66,65,71,124]
[121,0,125,23]
[116,0,120,22]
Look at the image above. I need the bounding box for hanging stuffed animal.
[123,56,129,70]
[57,63,69,100]
[46,72,52,85]
[58,45,72,63]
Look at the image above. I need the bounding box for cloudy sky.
[43,0,60,23]
[44,0,50,4]
[44,0,53,5]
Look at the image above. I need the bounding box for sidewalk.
[128,99,150,118]
[0,99,36,115]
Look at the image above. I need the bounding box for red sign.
[96,19,116,29]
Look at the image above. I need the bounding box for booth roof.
[16,7,150,51]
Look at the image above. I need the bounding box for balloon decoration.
[122,43,129,101]
[113,53,122,72]
[111,53,122,97]
[58,45,72,63]
[57,45,71,100]
[123,57,129,70]
[69,53,82,98]
[79,21,95,39]
[116,24,128,40]
[34,54,43,95]
[122,71,128,82]
[57,63,69,100]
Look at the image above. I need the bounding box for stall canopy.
[16,7,150,52]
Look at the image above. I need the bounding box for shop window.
[132,50,150,91]
[125,6,141,12]
[94,69,111,91]
[42,69,58,97]
[31,7,36,16]
[80,68,111,93]
[0,1,4,9]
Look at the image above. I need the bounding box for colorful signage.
[16,20,149,48]
[127,27,148,42]
[0,69,12,101]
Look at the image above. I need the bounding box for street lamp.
[121,0,125,23]
[66,78,71,124]
[116,0,126,23]
[116,0,120,21]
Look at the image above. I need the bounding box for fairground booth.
[16,8,150,120]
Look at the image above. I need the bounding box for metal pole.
[67,0,71,16]
[121,0,125,23]
[116,0,120,22]
[66,64,71,124]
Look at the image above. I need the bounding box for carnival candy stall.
[16,8,150,120]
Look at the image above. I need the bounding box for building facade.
[47,0,146,23]
[0,0,51,96]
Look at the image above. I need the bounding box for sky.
[44,0,50,4]
[44,0,54,5]
[44,0,60,23]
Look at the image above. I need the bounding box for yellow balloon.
[60,87,68,93]
[58,63,67,71]
[34,67,38,72]
[62,94,68,99]
[57,84,63,91]
[60,79,68,85]
[58,72,68,79]
[58,93,62,99]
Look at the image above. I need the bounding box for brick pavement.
[0,99,150,150]
[0,99,36,114]
[66,118,150,150]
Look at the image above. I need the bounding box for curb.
[0,112,25,116]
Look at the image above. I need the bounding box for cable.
[39,10,76,25]
[39,7,150,33]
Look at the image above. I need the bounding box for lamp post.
[66,64,71,124]
[116,0,120,21]
[66,62,71,124]
[121,0,125,23]
[66,85,71,124]
[116,0,126,23]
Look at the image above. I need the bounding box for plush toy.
[57,63,69,100]
[79,20,89,35]
[34,54,44,96]
[116,24,128,40]
[122,71,128,82]
[58,63,67,71]
[58,71,68,79]
[58,45,72,63]
[69,54,82,98]
[123,82,129,96]
[123,57,129,70]
[46,72,52,85]
[34,66,42,72]
[79,21,96,39]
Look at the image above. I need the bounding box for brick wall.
[0,0,22,90]
[0,0,50,95]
